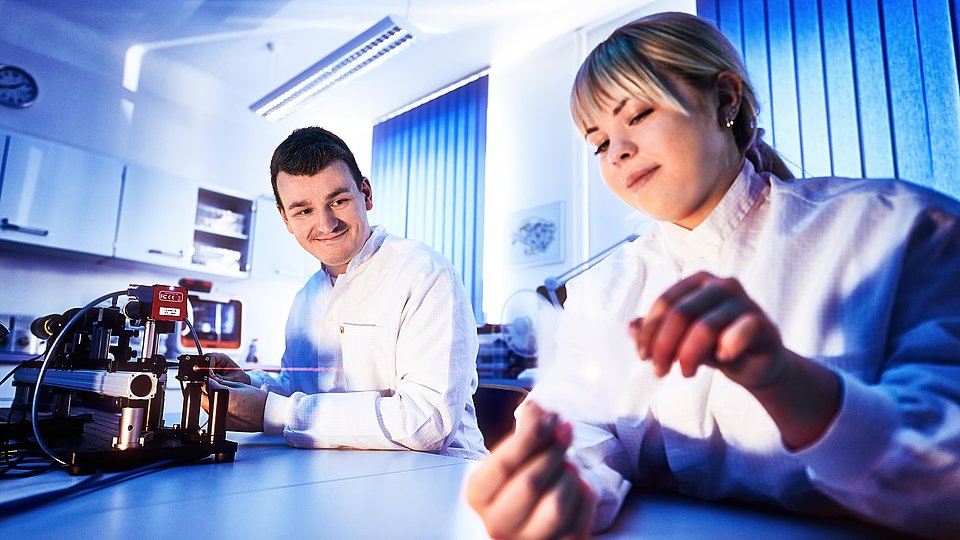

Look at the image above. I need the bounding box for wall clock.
[0,64,38,108]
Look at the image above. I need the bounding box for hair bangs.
[571,37,683,134]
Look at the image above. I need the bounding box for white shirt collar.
[323,224,388,281]
[657,160,767,262]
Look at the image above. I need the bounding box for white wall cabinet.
[115,165,255,277]
[114,164,198,269]
[192,188,255,276]
[0,132,123,256]
[251,195,315,281]
[0,130,256,278]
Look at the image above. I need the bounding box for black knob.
[123,300,144,321]
[31,313,64,339]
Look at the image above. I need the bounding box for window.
[371,75,488,322]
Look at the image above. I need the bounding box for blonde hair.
[571,11,792,179]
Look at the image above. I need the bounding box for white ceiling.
[5,0,657,124]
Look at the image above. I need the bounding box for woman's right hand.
[465,401,595,539]
[205,352,251,385]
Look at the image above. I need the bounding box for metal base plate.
[3,407,238,475]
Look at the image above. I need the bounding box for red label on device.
[152,285,187,321]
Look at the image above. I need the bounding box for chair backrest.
[473,383,529,450]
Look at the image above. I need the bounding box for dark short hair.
[269,127,365,209]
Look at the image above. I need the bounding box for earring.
[723,108,737,129]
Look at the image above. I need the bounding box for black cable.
[0,458,184,518]
[0,353,41,386]
[0,453,58,478]
[183,318,204,356]
[30,290,126,466]
[180,318,204,406]
[176,319,201,398]
[0,470,103,518]
[0,363,21,387]
[12,295,210,473]
[3,294,217,487]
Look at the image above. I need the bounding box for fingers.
[207,353,226,372]
[203,377,244,402]
[206,353,250,383]
[202,378,267,432]
[466,401,560,509]
[481,425,573,536]
[716,311,765,363]
[207,352,236,368]
[714,312,789,390]
[634,273,754,377]
[200,377,221,413]
[649,283,727,376]
[564,481,596,540]
[517,464,593,540]
[205,354,251,385]
[673,298,746,377]
[633,273,709,361]
[208,377,249,389]
[631,272,789,390]
[466,402,592,539]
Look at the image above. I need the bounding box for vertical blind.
[370,75,488,322]
[697,0,960,199]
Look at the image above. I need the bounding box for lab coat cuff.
[576,460,632,532]
[247,369,269,389]
[793,371,898,486]
[263,392,292,435]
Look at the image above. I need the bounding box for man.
[204,127,486,460]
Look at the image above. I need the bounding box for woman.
[466,11,960,539]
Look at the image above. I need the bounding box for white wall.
[482,0,694,322]
[482,34,582,322]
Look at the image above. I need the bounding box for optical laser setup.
[1,284,238,477]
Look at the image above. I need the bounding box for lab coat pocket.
[339,322,387,391]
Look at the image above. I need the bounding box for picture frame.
[506,201,565,267]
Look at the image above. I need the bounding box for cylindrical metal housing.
[140,319,158,360]
[115,406,145,450]
[14,368,157,399]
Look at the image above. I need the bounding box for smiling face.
[276,160,374,276]
[583,74,742,230]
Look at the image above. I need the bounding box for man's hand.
[206,352,251,385]
[629,271,788,391]
[465,401,594,540]
[201,377,267,432]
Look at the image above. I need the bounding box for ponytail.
[744,128,794,180]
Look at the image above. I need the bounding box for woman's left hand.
[629,271,788,392]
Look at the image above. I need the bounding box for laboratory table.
[0,432,914,539]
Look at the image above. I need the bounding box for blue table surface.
[0,431,919,540]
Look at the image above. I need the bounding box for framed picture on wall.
[506,201,564,267]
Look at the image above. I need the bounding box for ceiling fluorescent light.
[250,15,418,121]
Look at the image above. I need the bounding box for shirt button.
[339,325,344,334]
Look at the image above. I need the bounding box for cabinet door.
[0,132,123,256]
[251,195,317,281]
[115,164,196,268]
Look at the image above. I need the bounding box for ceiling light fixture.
[250,15,418,122]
